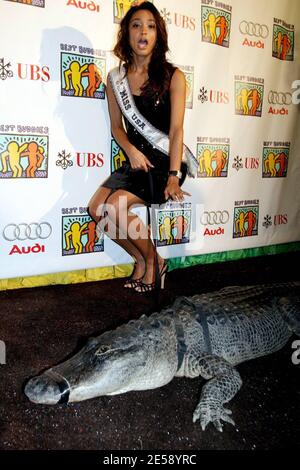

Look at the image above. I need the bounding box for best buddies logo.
[201,0,232,48]
[60,44,106,99]
[233,200,259,239]
[0,125,49,179]
[196,137,230,178]
[262,141,290,178]
[61,208,104,256]
[272,18,294,61]
[234,75,264,117]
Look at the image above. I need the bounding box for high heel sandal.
[124,261,144,289]
[134,262,168,293]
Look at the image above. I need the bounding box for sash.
[109,66,198,178]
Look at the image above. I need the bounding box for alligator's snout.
[25,370,70,405]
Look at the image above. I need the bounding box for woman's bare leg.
[88,186,145,280]
[104,190,165,286]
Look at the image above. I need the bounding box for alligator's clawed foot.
[193,400,235,432]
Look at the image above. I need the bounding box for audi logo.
[268,90,292,105]
[3,222,52,241]
[200,211,230,225]
[239,21,269,39]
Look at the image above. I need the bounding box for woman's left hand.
[164,176,191,201]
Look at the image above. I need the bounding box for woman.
[88,2,189,292]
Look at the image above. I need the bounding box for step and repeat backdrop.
[0,0,300,283]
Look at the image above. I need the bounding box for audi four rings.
[268,91,292,105]
[200,211,230,225]
[239,21,269,38]
[3,223,52,241]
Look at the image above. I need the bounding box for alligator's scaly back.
[180,282,300,365]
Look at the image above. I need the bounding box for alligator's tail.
[278,296,300,336]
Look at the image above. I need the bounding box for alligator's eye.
[95,345,111,356]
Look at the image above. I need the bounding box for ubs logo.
[0,58,49,82]
[17,64,50,82]
[198,86,229,104]
[160,8,195,31]
[56,149,104,170]
[0,58,13,80]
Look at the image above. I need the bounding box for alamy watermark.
[0,340,6,364]
[291,339,300,365]
[291,80,300,104]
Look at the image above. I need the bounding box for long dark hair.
[113,1,174,100]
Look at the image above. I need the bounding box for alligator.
[25,282,300,432]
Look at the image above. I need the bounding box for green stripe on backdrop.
[0,241,299,291]
[167,241,300,271]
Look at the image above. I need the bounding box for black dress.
[102,73,187,205]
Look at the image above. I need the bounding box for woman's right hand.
[128,147,154,172]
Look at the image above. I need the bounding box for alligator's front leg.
[193,355,242,432]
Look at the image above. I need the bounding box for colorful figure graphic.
[236,88,253,115]
[211,149,227,177]
[8,0,34,4]
[184,72,194,109]
[281,34,292,60]
[114,0,146,21]
[157,208,191,247]
[274,31,282,58]
[65,221,89,254]
[113,148,126,170]
[216,16,228,45]
[275,152,288,177]
[273,26,294,61]
[171,215,188,243]
[159,216,173,245]
[64,61,89,97]
[203,13,219,44]
[264,152,277,177]
[115,0,133,19]
[82,63,102,98]
[245,210,257,236]
[248,89,261,116]
[235,211,247,237]
[1,141,28,177]
[199,148,213,177]
[20,141,44,178]
[82,220,99,253]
